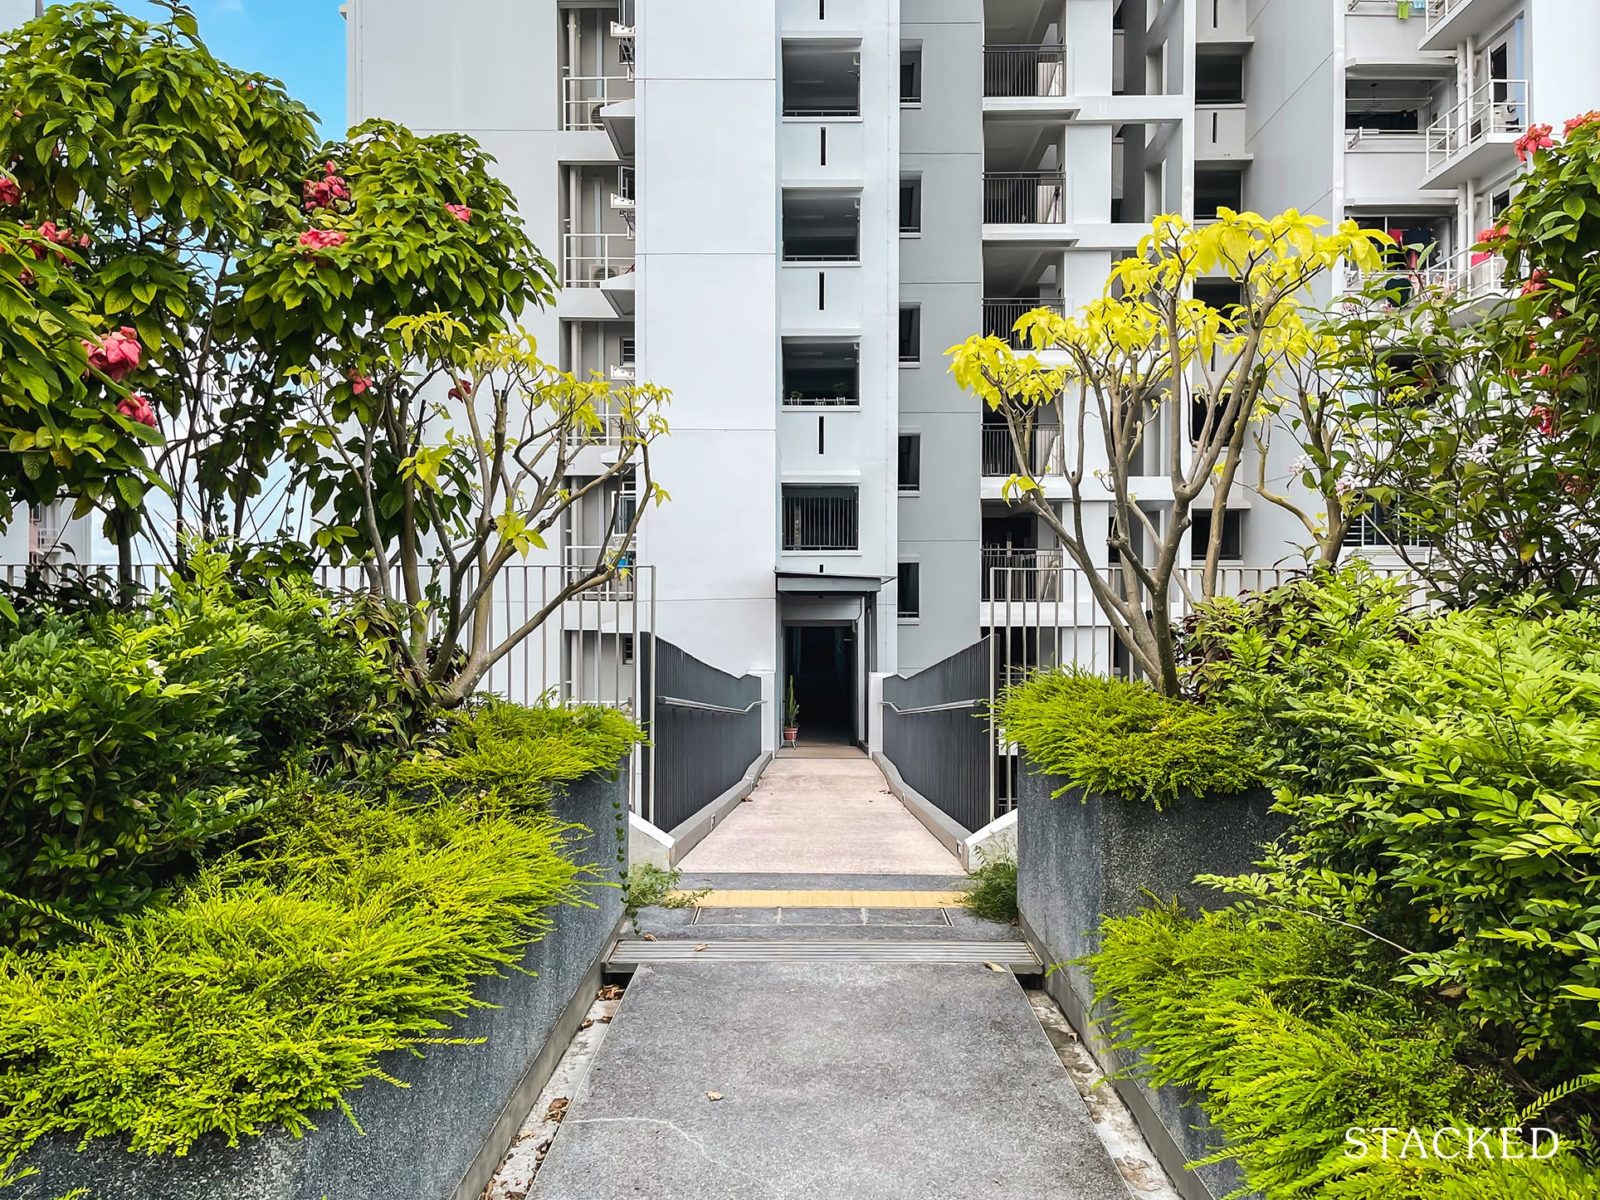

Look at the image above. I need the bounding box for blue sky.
[118,0,347,138]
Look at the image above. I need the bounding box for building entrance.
[782,623,856,747]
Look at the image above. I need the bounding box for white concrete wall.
[634,0,781,673]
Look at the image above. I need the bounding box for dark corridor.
[784,624,856,746]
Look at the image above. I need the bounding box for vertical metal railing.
[983,171,1067,224]
[782,488,859,551]
[562,74,632,130]
[563,230,635,287]
[982,45,1067,98]
[982,296,1064,348]
[981,427,1066,478]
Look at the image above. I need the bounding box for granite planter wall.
[13,764,629,1200]
[1016,754,1284,1200]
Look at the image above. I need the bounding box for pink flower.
[1514,123,1555,163]
[444,203,472,223]
[1531,404,1558,437]
[303,161,351,211]
[349,373,372,395]
[447,378,474,401]
[1520,269,1548,297]
[1560,472,1592,499]
[116,392,158,428]
[0,177,19,206]
[85,327,143,383]
[1563,111,1600,136]
[298,228,348,253]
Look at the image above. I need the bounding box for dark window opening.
[898,306,921,364]
[899,177,922,233]
[898,562,921,618]
[898,434,921,492]
[1195,53,1245,104]
[1190,508,1243,561]
[1195,168,1244,219]
[901,45,923,103]
[783,486,859,551]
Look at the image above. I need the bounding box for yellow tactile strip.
[671,889,965,909]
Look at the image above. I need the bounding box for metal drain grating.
[607,939,1040,972]
[690,906,953,927]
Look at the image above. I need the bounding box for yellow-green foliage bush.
[0,703,640,1188]
[996,669,1262,807]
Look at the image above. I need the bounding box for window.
[900,45,923,104]
[899,176,922,234]
[782,486,859,551]
[1195,52,1245,104]
[1195,168,1244,220]
[619,634,635,664]
[1190,509,1243,561]
[898,306,921,364]
[782,190,861,261]
[783,339,859,406]
[611,470,638,536]
[898,434,921,492]
[897,562,921,619]
[1343,505,1423,548]
[782,41,861,116]
[619,335,636,366]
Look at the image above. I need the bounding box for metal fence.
[640,635,764,833]
[982,296,1063,349]
[982,45,1067,98]
[782,486,858,551]
[881,637,992,833]
[983,171,1067,224]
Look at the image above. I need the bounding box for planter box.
[13,766,629,1200]
[1016,755,1283,1200]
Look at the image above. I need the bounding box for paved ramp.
[677,751,959,875]
[531,961,1130,1200]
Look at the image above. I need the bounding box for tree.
[1337,112,1600,606]
[948,210,1384,695]
[285,316,668,707]
[0,1,320,576]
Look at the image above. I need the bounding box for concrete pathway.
[530,962,1132,1200]
[677,751,960,875]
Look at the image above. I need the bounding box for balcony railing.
[564,231,635,287]
[983,45,1066,98]
[782,488,858,551]
[1424,78,1527,174]
[983,172,1067,224]
[565,542,638,599]
[562,74,632,131]
[983,297,1064,349]
[982,427,1067,478]
[1424,0,1470,30]
[1346,246,1508,305]
[981,549,1066,601]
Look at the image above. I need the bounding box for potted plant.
[783,677,800,746]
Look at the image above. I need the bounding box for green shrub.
[1197,581,1600,1072]
[1088,905,1540,1199]
[0,552,390,940]
[0,683,640,1186]
[996,669,1262,807]
[961,854,1019,924]
[394,697,643,803]
[622,863,709,931]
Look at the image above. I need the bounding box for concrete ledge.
[872,751,968,857]
[664,750,771,864]
[961,809,1017,871]
[628,811,674,870]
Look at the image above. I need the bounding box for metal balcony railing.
[1345,247,1507,305]
[564,231,635,287]
[1424,78,1527,174]
[982,297,1064,348]
[983,45,1067,98]
[565,542,638,599]
[562,74,632,131]
[982,427,1067,478]
[981,549,1066,601]
[782,488,858,551]
[1424,0,1469,30]
[983,172,1067,224]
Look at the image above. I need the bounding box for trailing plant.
[1086,905,1572,1199]
[996,669,1262,807]
[622,863,709,932]
[960,853,1019,924]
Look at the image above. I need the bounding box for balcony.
[782,487,859,552]
[1422,79,1526,188]
[983,171,1067,227]
[783,339,859,407]
[983,46,1067,98]
[1345,246,1508,308]
[1419,0,1522,53]
[783,190,861,262]
[562,74,633,134]
[1345,129,1441,204]
[982,426,1066,478]
[983,296,1063,349]
[563,231,635,316]
[981,549,1066,602]
[1345,1,1458,68]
